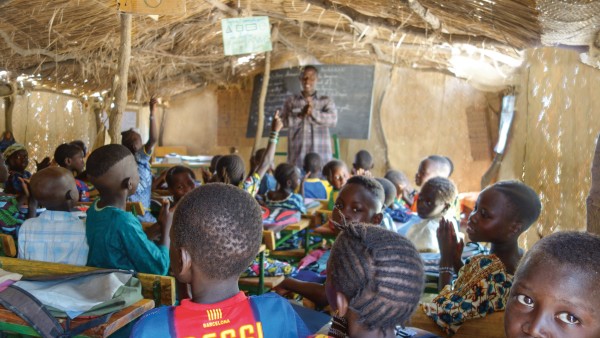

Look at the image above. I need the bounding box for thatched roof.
[0,0,595,99]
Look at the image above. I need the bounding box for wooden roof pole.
[587,134,600,235]
[108,13,132,144]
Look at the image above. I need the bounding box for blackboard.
[246,65,374,139]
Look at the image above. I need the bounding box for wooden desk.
[265,219,311,260]
[239,245,275,295]
[0,299,154,337]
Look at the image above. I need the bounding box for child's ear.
[508,221,524,237]
[372,212,383,225]
[65,157,73,167]
[121,177,131,190]
[335,291,349,318]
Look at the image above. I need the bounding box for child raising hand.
[421,180,541,335]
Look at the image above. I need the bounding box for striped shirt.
[18,210,88,266]
[282,92,338,168]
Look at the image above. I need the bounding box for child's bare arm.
[276,278,328,308]
[145,98,158,154]
[157,199,173,247]
[300,171,311,198]
[251,110,283,179]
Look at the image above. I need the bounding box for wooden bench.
[0,299,154,337]
[409,306,505,338]
[0,257,176,307]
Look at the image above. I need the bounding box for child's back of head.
[303,152,322,177]
[505,231,600,338]
[417,177,457,219]
[375,177,397,208]
[327,221,424,336]
[273,163,300,191]
[30,167,79,210]
[353,149,374,172]
[385,169,413,196]
[54,143,85,174]
[86,144,137,196]
[215,154,245,186]
[172,183,262,280]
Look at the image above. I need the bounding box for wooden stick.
[109,13,132,144]
[253,26,278,152]
[588,134,600,234]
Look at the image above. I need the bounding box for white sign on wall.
[221,17,272,56]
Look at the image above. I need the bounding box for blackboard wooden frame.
[246,65,375,140]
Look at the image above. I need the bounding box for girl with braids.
[419,180,541,335]
[265,162,306,213]
[313,222,438,338]
[213,111,283,196]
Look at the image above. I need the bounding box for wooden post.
[3,95,14,133]
[108,13,132,144]
[253,26,278,153]
[587,134,600,235]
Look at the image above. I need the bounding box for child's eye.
[556,313,580,325]
[516,294,534,307]
[352,208,360,212]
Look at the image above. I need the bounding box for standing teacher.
[282,65,338,168]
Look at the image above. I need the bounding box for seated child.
[404,177,459,253]
[504,231,600,338]
[201,154,222,184]
[251,148,277,196]
[165,165,197,208]
[132,183,310,337]
[303,152,330,200]
[277,175,384,307]
[54,143,90,202]
[214,111,282,196]
[319,222,435,338]
[411,155,453,212]
[351,149,374,176]
[375,177,398,232]
[3,143,31,195]
[70,140,88,157]
[122,98,159,222]
[85,144,172,275]
[322,160,348,211]
[420,180,541,335]
[385,169,415,210]
[0,131,15,153]
[18,167,88,265]
[266,163,306,214]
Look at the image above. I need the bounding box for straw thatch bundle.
[0,0,587,99]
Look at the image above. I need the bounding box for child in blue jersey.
[132,183,310,338]
[302,152,331,200]
[266,163,306,213]
[122,98,159,223]
[85,144,172,275]
[54,143,90,202]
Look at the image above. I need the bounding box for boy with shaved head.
[18,167,89,265]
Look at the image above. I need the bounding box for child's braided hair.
[328,221,425,331]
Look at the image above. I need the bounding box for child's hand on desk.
[437,217,464,271]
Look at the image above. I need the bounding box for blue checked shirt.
[18,210,88,266]
[282,92,338,168]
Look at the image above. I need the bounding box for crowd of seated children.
[411,155,453,211]
[132,183,310,337]
[277,175,385,308]
[213,111,282,196]
[402,177,460,253]
[303,152,330,200]
[122,98,159,223]
[54,143,90,202]
[250,147,276,196]
[3,143,31,195]
[17,167,88,265]
[266,163,306,214]
[504,231,600,338]
[374,177,397,232]
[419,180,541,335]
[85,144,172,275]
[322,160,348,210]
[164,165,197,209]
[351,149,374,176]
[314,221,438,338]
